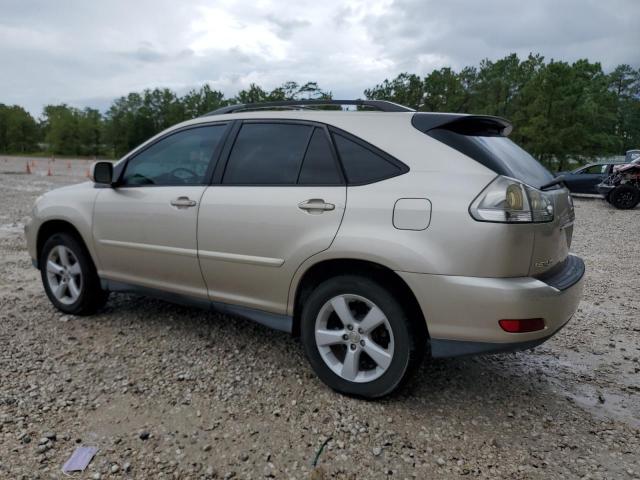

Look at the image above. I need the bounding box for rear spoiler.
[411,113,513,137]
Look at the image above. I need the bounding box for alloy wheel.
[46,245,83,305]
[314,294,394,383]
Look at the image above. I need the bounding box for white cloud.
[0,0,638,116]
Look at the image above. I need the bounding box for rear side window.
[223,123,312,184]
[298,128,342,185]
[332,133,402,184]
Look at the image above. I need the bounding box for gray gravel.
[0,170,639,479]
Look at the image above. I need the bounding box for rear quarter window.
[332,132,406,184]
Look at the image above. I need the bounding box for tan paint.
[92,186,209,299]
[197,185,346,313]
[25,110,582,348]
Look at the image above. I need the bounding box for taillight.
[498,318,545,333]
[470,176,554,223]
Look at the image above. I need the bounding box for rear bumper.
[397,255,585,358]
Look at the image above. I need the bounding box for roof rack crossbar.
[203,99,415,116]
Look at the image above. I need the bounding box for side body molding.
[102,279,293,333]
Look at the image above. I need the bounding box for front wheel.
[301,275,423,398]
[40,232,108,315]
[609,184,640,209]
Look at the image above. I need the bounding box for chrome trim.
[97,239,198,258]
[198,250,284,267]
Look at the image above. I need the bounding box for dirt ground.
[0,164,639,479]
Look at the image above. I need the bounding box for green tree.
[0,104,39,153]
[364,73,424,109]
[236,81,331,104]
[182,85,227,118]
[2,64,636,164]
[608,64,640,152]
[423,67,476,112]
[104,88,186,157]
[77,108,103,156]
[42,104,81,155]
[366,53,635,170]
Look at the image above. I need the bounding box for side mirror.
[91,161,113,186]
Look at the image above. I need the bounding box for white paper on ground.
[62,446,99,473]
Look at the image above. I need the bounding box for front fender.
[26,182,100,268]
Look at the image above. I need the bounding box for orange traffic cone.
[25,161,31,174]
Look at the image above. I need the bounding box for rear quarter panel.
[334,171,535,277]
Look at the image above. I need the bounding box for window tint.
[122,125,225,186]
[582,164,606,174]
[427,128,554,189]
[332,133,401,184]
[223,123,312,184]
[298,128,342,185]
[471,136,554,188]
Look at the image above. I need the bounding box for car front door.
[572,164,608,193]
[197,121,346,316]
[93,123,228,299]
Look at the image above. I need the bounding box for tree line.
[0,53,638,171]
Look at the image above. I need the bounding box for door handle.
[298,199,335,212]
[170,196,197,208]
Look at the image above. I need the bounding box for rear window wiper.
[540,176,566,191]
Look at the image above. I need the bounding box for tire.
[609,184,640,209]
[40,232,108,315]
[300,275,423,398]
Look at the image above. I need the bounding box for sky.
[1,0,639,116]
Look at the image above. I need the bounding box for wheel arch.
[36,219,96,269]
[290,258,429,341]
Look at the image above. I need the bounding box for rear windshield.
[427,128,555,189]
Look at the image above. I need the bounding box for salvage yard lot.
[0,168,639,479]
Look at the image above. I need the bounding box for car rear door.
[93,123,228,299]
[197,121,346,316]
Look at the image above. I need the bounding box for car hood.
[42,181,95,197]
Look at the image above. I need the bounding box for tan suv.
[25,100,584,398]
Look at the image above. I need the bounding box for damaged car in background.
[597,149,640,209]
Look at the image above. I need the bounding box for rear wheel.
[610,184,640,209]
[301,275,423,398]
[40,233,108,315]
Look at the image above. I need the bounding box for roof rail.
[203,99,415,116]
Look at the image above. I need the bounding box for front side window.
[121,125,226,186]
[582,164,606,174]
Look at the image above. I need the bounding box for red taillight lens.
[499,318,545,333]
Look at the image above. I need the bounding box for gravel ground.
[0,170,639,479]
